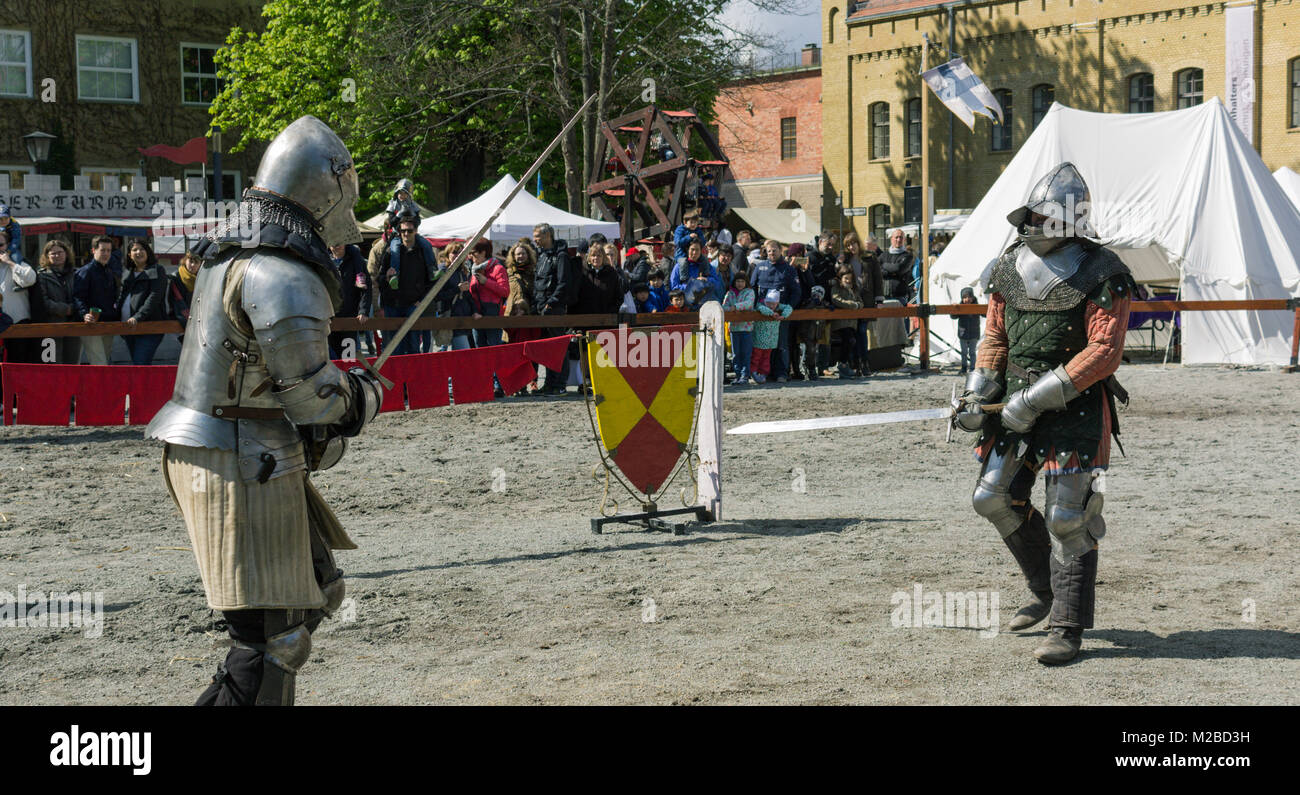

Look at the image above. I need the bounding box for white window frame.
[0,29,33,98]
[76,34,140,103]
[184,168,241,198]
[179,41,223,107]
[80,166,143,191]
[0,163,35,190]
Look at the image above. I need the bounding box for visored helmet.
[1006,162,1095,253]
[250,116,361,247]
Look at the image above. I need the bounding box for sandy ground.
[1,361,1297,705]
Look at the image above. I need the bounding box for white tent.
[888,210,971,238]
[362,201,435,230]
[418,174,618,243]
[928,98,1300,366]
[1274,166,1300,211]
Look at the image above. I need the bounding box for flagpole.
[919,34,931,371]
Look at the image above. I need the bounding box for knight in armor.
[146,116,384,704]
[955,162,1135,665]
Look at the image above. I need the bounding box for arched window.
[870,204,891,246]
[906,98,921,157]
[990,89,1013,151]
[1031,84,1055,129]
[1128,73,1154,113]
[828,7,839,45]
[1290,58,1300,128]
[1176,68,1203,109]
[870,101,890,159]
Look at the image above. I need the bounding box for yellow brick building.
[821,0,1300,244]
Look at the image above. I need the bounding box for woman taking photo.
[118,239,168,365]
[36,239,82,364]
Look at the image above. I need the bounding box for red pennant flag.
[138,136,208,165]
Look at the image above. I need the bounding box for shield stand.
[587,304,724,535]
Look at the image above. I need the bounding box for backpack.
[164,275,189,323]
[20,270,47,323]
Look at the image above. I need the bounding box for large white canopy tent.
[927,99,1300,366]
[1274,166,1300,211]
[418,174,618,244]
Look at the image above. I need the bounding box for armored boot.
[195,609,313,705]
[1034,548,1098,665]
[1002,507,1054,632]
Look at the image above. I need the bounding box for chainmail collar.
[191,194,332,271]
[990,239,1130,311]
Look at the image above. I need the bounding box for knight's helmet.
[393,177,414,197]
[1006,162,1095,253]
[249,116,361,247]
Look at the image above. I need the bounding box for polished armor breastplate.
[146,250,307,482]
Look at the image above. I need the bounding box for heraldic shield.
[586,325,698,497]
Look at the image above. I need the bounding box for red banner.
[1,335,574,426]
[138,136,208,165]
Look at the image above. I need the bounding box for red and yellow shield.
[587,326,697,495]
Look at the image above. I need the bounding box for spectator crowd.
[2,187,966,400]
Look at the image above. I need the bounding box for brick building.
[0,0,266,207]
[822,0,1300,245]
[713,45,826,222]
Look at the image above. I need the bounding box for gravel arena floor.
[1,361,1297,705]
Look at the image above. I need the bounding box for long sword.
[727,386,1005,439]
[370,92,599,374]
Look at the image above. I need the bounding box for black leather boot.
[1002,509,1053,632]
[1034,548,1098,664]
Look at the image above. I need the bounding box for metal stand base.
[591,506,712,535]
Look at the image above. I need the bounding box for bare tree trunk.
[579,0,596,204]
[591,0,615,218]
[550,6,580,213]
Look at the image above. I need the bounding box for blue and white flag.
[921,57,1004,131]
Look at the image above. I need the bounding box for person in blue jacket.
[670,241,722,309]
[746,239,802,381]
[0,204,22,262]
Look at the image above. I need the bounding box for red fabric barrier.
[1,364,77,425]
[73,366,130,425]
[447,347,498,404]
[2,335,573,426]
[126,366,178,425]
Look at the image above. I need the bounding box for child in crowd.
[621,281,656,314]
[673,212,706,265]
[830,266,864,379]
[751,288,791,384]
[722,270,755,385]
[956,286,982,374]
[646,269,669,311]
[664,289,689,312]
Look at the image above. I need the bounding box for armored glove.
[955,368,1003,432]
[999,365,1079,434]
[301,367,385,471]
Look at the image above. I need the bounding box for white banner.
[1225,4,1255,145]
[920,57,1003,132]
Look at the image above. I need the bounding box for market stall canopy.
[1273,166,1300,211]
[730,206,822,244]
[887,211,971,238]
[927,99,1300,365]
[361,201,436,230]
[418,175,618,243]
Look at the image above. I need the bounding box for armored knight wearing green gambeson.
[955,162,1135,665]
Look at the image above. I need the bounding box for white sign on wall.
[1225,3,1255,145]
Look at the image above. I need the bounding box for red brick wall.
[713,69,823,181]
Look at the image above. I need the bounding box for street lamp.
[22,130,56,165]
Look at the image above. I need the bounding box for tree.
[208,0,798,218]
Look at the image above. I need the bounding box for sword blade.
[727,406,955,435]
